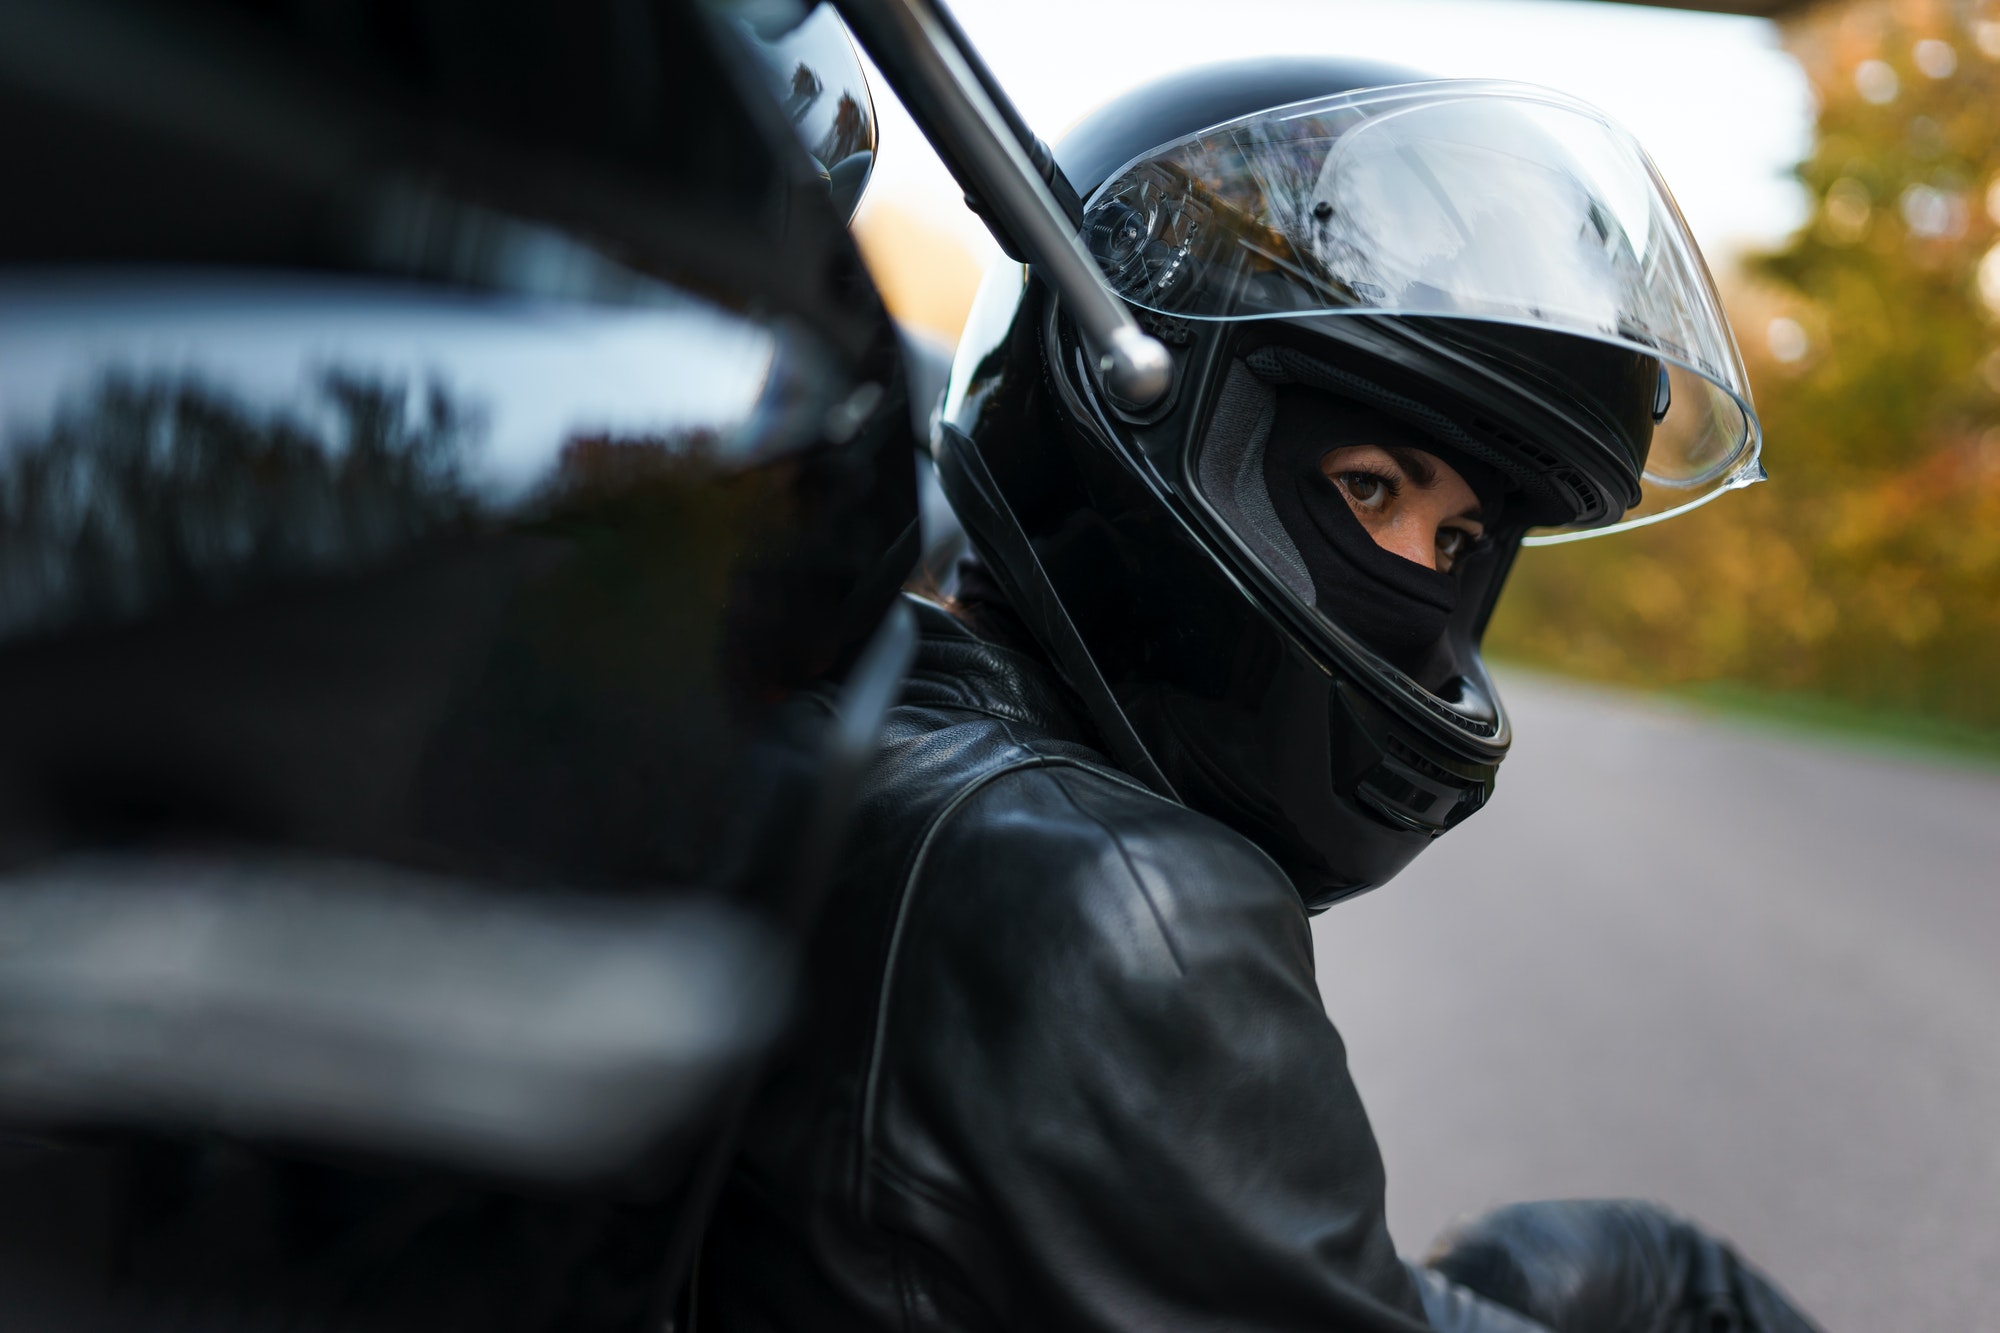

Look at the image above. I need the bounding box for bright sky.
[862,0,1814,270]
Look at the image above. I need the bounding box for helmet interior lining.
[1192,360,1314,605]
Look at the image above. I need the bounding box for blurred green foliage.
[1489,0,2000,732]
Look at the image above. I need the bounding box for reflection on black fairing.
[0,271,831,642]
[0,263,900,893]
[0,852,791,1178]
[0,369,480,641]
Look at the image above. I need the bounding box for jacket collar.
[901,595,1097,743]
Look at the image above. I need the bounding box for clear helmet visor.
[1082,81,1763,539]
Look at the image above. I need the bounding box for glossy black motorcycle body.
[0,0,917,1325]
[0,0,914,889]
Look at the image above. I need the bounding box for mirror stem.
[833,0,1172,410]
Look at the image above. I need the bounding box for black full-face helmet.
[937,59,1762,909]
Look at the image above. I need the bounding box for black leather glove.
[1421,1199,1825,1333]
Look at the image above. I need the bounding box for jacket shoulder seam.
[855,750,1138,1217]
[1042,764,1190,976]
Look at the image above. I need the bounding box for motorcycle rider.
[697,59,1819,1331]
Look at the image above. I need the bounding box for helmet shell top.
[1057,58,1432,199]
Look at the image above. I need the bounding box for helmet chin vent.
[1355,759,1462,834]
[1357,737,1489,834]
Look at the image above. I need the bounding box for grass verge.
[1666,680,2000,771]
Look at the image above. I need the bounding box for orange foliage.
[1488,0,2000,729]
[850,198,985,344]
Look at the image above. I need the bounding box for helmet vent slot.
[1383,735,1466,784]
[1356,756,1458,833]
[1360,741,1489,833]
[1467,414,1603,522]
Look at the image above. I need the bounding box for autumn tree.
[1488,0,2000,731]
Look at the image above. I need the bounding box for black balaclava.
[1262,386,1508,671]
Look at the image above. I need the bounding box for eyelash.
[1438,527,1487,561]
[1338,467,1401,499]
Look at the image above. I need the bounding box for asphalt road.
[1311,672,2000,1331]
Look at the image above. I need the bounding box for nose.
[1380,522,1438,571]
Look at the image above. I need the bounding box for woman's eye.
[1339,472,1390,509]
[1435,527,1480,571]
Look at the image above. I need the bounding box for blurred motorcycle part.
[0,0,919,1325]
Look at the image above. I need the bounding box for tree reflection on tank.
[0,273,865,884]
[0,369,484,640]
[0,271,829,646]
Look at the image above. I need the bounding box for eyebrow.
[1382,445,1484,523]
[1381,444,1437,488]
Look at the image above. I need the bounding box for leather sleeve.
[1407,1265,1557,1333]
[860,758,1440,1331]
[1422,1200,1826,1333]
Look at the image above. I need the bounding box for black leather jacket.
[698,597,1517,1331]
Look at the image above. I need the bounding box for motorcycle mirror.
[740,3,879,225]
